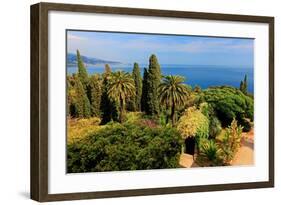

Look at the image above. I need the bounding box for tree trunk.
[171,103,175,125]
[166,110,170,124]
[119,95,124,123]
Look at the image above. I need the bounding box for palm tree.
[158,75,189,125]
[107,71,136,123]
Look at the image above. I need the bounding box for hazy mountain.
[67,53,122,66]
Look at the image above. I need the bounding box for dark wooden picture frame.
[30,2,274,202]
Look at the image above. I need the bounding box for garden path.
[179,129,254,168]
[179,153,198,168]
[231,129,254,165]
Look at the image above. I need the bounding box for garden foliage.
[67,122,183,172]
[202,86,254,128]
[67,51,253,171]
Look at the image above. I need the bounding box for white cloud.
[67,32,253,63]
[118,39,253,53]
[67,34,88,41]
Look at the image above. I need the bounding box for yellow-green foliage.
[185,92,201,107]
[177,106,209,139]
[216,129,227,141]
[219,119,243,163]
[67,117,102,144]
[124,112,143,124]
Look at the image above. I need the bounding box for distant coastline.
[67,63,254,93]
[67,53,123,67]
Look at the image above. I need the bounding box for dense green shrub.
[209,116,222,138]
[202,86,253,127]
[67,122,183,172]
[184,88,202,108]
[199,102,222,138]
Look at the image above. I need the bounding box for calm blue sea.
[67,64,254,93]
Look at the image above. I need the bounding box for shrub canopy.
[202,86,253,127]
[67,122,182,172]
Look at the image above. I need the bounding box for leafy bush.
[197,119,243,166]
[177,106,209,139]
[217,119,243,164]
[208,116,222,138]
[197,139,223,166]
[202,86,254,127]
[199,102,222,138]
[137,119,159,128]
[67,117,102,144]
[177,106,209,153]
[124,112,143,123]
[159,112,169,126]
[67,122,183,172]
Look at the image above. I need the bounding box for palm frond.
[158,75,189,108]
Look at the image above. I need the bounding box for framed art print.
[30,2,274,202]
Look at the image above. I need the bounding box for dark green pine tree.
[239,74,248,95]
[141,68,149,112]
[88,74,102,117]
[100,64,118,124]
[76,49,88,90]
[71,76,91,118]
[239,80,244,92]
[66,76,73,117]
[127,91,136,111]
[146,54,162,116]
[132,63,142,111]
[243,74,248,94]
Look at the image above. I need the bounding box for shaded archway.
[184,137,195,155]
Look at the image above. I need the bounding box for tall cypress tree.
[132,63,142,111]
[239,74,248,95]
[100,64,118,124]
[243,75,248,94]
[239,81,244,92]
[105,64,112,73]
[141,68,149,112]
[146,54,161,116]
[76,49,88,90]
[127,90,136,111]
[88,74,102,117]
[66,75,73,117]
[71,76,91,118]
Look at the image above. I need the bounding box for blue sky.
[67,30,254,67]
